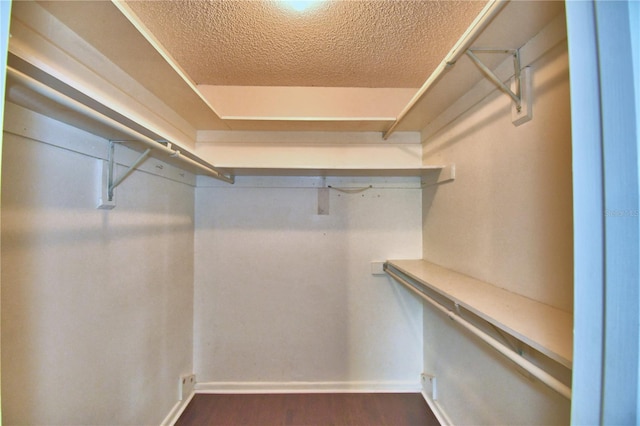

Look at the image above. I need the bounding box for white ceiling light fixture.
[279,0,323,13]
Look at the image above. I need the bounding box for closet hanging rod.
[5,66,234,184]
[384,266,572,400]
[383,0,509,140]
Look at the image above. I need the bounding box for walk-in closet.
[1,1,638,425]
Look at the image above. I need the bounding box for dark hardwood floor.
[175,393,439,426]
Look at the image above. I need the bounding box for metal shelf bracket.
[97,141,151,209]
[465,48,533,126]
[466,48,522,110]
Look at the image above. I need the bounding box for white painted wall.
[422,41,573,312]
[1,105,195,425]
[193,176,423,389]
[419,36,572,424]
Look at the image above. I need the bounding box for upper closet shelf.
[5,56,447,182]
[12,0,564,134]
[217,165,446,178]
[5,61,446,182]
[4,62,234,184]
[221,118,396,133]
[385,0,565,136]
[385,259,573,369]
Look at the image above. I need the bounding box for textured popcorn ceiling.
[125,1,487,88]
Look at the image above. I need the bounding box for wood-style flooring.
[175,393,439,426]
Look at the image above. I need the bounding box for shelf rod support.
[107,142,152,201]
[465,48,522,111]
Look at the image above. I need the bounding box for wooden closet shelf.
[219,165,446,178]
[385,259,573,369]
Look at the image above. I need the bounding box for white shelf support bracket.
[437,164,456,184]
[465,48,533,125]
[110,147,152,198]
[421,373,438,401]
[422,164,456,187]
[97,141,151,209]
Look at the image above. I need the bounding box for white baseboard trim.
[160,391,195,426]
[421,389,453,426]
[195,381,422,394]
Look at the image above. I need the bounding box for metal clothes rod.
[384,266,572,400]
[383,0,509,140]
[6,66,234,184]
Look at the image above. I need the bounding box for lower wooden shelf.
[385,259,573,369]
